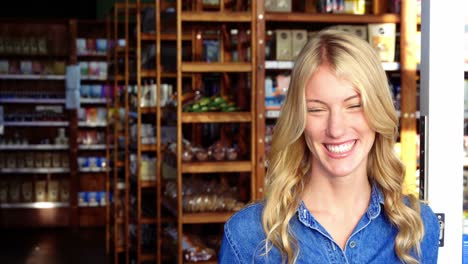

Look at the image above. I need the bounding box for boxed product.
[368,23,396,62]
[291,30,307,59]
[78,192,88,206]
[22,181,33,202]
[9,181,20,203]
[35,180,47,202]
[60,180,70,202]
[0,181,8,203]
[276,30,292,61]
[87,192,99,207]
[48,180,59,202]
[265,0,292,12]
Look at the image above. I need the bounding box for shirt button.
[349,241,357,248]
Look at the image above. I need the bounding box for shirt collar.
[297,182,384,227]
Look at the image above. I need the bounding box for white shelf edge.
[78,167,108,173]
[78,144,107,150]
[0,202,69,209]
[264,61,400,71]
[0,168,70,174]
[0,74,65,80]
[0,144,69,150]
[0,98,65,104]
[3,121,69,127]
[78,121,107,127]
[80,76,107,81]
[80,98,107,104]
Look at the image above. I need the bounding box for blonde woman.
[219,29,439,264]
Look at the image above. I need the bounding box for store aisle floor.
[0,227,107,264]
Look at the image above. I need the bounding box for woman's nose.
[326,110,345,138]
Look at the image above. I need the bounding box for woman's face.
[304,65,375,179]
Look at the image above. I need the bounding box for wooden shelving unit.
[130,0,161,263]
[169,0,257,262]
[108,3,131,263]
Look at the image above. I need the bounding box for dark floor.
[0,227,107,264]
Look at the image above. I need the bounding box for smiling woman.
[219,29,440,264]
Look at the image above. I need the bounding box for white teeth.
[326,141,355,154]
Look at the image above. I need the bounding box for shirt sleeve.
[219,224,243,264]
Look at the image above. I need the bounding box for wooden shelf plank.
[140,254,157,262]
[141,217,157,224]
[140,107,157,114]
[141,33,191,41]
[141,144,157,151]
[182,211,234,224]
[181,62,252,72]
[181,12,252,22]
[181,112,251,123]
[265,12,400,23]
[141,181,157,188]
[182,161,252,173]
[141,69,156,78]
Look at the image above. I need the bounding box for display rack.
[131,0,161,263]
[166,0,257,262]
[0,20,76,227]
[108,3,131,263]
[75,19,111,227]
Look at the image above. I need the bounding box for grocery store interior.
[0,0,466,263]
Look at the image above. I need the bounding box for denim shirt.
[219,186,440,264]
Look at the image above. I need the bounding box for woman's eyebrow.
[306,95,359,103]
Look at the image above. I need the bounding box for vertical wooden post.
[400,0,418,195]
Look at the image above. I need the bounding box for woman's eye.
[348,104,362,109]
[307,108,323,113]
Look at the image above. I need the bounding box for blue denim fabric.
[219,185,440,264]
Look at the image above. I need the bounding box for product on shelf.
[164,227,217,263]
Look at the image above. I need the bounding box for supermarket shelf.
[0,202,69,209]
[265,109,280,119]
[81,76,107,81]
[0,144,68,150]
[182,211,234,224]
[79,167,107,173]
[141,181,157,188]
[80,98,107,104]
[3,121,69,127]
[78,122,107,127]
[265,12,400,23]
[181,12,252,22]
[77,52,107,58]
[141,217,157,224]
[78,144,107,150]
[265,60,400,71]
[141,144,157,152]
[181,112,251,123]
[181,62,252,72]
[0,98,65,104]
[0,74,65,80]
[0,168,70,174]
[182,161,252,173]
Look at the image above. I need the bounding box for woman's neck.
[302,171,372,214]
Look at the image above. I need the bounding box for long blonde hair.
[262,29,423,264]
